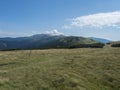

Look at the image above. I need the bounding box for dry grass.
[0,48,120,90]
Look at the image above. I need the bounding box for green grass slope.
[0,35,98,50]
[0,48,120,90]
[43,36,98,48]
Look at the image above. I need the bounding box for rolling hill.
[0,34,103,50]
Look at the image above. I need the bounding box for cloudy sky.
[0,0,120,40]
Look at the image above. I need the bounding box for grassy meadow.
[0,48,120,90]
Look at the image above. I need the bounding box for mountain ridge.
[0,34,106,50]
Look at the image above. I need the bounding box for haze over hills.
[89,37,112,44]
[0,34,107,50]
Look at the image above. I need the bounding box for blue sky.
[0,0,120,40]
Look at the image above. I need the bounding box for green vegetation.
[111,42,120,47]
[69,43,104,48]
[111,43,120,47]
[0,35,99,50]
[0,48,120,90]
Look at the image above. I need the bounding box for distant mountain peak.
[89,37,112,43]
[0,34,101,50]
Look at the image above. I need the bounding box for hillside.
[0,34,64,50]
[0,48,120,90]
[108,41,120,47]
[40,36,99,48]
[0,34,100,50]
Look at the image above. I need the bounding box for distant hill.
[0,34,104,50]
[109,41,120,47]
[89,37,111,43]
[42,36,99,48]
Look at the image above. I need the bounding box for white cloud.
[44,29,64,36]
[65,11,120,28]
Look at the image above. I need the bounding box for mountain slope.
[43,36,98,48]
[0,34,102,50]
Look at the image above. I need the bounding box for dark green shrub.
[111,44,120,47]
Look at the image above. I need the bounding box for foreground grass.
[0,48,120,90]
